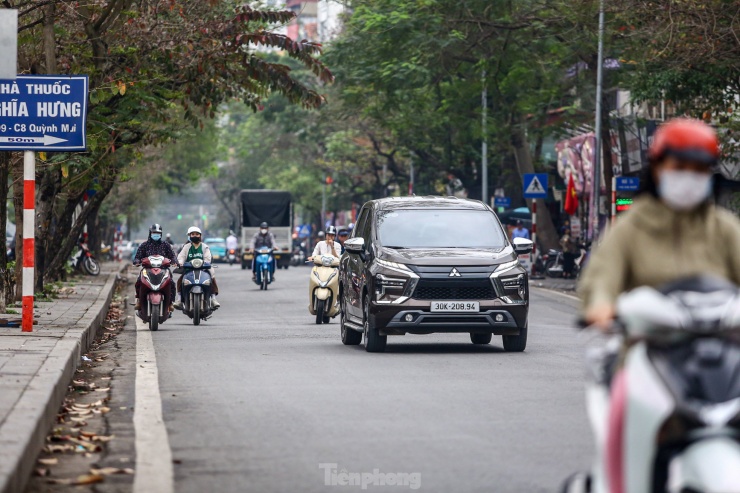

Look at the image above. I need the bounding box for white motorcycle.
[563,276,740,493]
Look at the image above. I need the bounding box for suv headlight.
[376,258,412,273]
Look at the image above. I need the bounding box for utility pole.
[321,181,326,230]
[592,0,605,241]
[481,69,488,206]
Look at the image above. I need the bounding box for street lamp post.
[592,0,606,240]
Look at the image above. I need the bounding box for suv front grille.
[413,280,496,300]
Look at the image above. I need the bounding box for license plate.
[430,301,480,312]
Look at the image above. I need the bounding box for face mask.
[260,229,268,235]
[150,234,161,241]
[658,170,713,211]
[190,236,201,243]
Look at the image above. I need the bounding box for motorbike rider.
[226,230,239,254]
[579,117,740,328]
[174,226,220,309]
[309,225,341,261]
[133,224,179,312]
[165,233,175,247]
[337,229,350,254]
[249,222,277,280]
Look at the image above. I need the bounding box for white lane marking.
[134,316,174,493]
[531,286,580,302]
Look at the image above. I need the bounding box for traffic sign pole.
[611,176,616,225]
[22,151,35,332]
[531,200,537,256]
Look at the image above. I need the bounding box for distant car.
[205,237,227,263]
[129,239,147,261]
[497,207,532,230]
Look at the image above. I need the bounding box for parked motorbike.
[227,248,237,266]
[562,276,740,493]
[253,246,275,290]
[69,239,101,276]
[175,258,215,326]
[544,245,588,278]
[309,254,340,324]
[135,255,174,331]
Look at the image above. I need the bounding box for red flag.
[564,174,579,216]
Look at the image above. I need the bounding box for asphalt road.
[150,263,592,493]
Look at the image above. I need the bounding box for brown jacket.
[579,195,740,312]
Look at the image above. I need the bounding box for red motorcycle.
[136,255,174,331]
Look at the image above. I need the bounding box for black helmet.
[326,225,337,236]
[260,222,269,229]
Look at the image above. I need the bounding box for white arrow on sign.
[0,135,69,146]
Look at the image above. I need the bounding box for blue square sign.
[494,197,511,208]
[615,177,640,192]
[523,173,548,199]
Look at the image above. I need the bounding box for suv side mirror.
[345,237,365,254]
[513,237,533,255]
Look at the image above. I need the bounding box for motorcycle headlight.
[192,259,204,268]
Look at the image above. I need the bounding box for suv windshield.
[377,209,507,249]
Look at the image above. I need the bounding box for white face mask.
[658,170,713,211]
[260,229,268,235]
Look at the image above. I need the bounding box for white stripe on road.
[134,316,174,493]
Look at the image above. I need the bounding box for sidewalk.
[0,263,123,493]
[530,276,577,293]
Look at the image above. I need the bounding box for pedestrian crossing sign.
[523,173,548,199]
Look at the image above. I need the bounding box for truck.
[239,190,293,270]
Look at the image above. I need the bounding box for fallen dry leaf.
[90,467,134,476]
[38,458,58,466]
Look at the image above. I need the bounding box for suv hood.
[380,246,515,266]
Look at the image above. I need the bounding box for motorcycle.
[135,255,174,331]
[290,244,307,266]
[562,276,740,493]
[69,239,101,276]
[227,248,237,266]
[253,246,275,290]
[308,254,340,324]
[545,244,588,278]
[176,258,215,326]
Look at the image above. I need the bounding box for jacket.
[134,239,178,264]
[177,242,212,266]
[250,232,276,250]
[579,195,740,312]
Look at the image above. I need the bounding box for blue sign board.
[522,173,548,199]
[615,176,640,192]
[298,224,312,238]
[494,197,511,208]
[0,75,88,151]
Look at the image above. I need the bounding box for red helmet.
[648,118,719,165]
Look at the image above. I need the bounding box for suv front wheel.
[364,294,387,353]
[502,323,528,352]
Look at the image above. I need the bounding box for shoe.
[173,299,183,310]
[252,273,256,281]
[211,296,220,309]
[168,304,175,313]
[135,298,141,310]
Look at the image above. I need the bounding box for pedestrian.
[560,229,579,279]
[511,220,530,240]
[579,118,740,328]
[445,172,467,198]
[337,229,350,254]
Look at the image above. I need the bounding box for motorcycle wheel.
[83,256,101,276]
[149,308,159,331]
[193,294,201,326]
[315,299,325,325]
[262,272,269,291]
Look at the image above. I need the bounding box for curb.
[0,267,123,493]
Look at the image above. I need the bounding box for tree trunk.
[35,167,60,293]
[44,181,114,282]
[510,120,559,252]
[0,152,9,312]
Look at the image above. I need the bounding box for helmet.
[648,118,720,165]
[187,226,202,236]
[318,231,325,239]
[326,225,337,236]
[166,233,171,238]
[260,222,269,229]
[149,224,163,235]
[338,229,350,237]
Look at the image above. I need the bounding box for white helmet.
[187,226,202,235]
